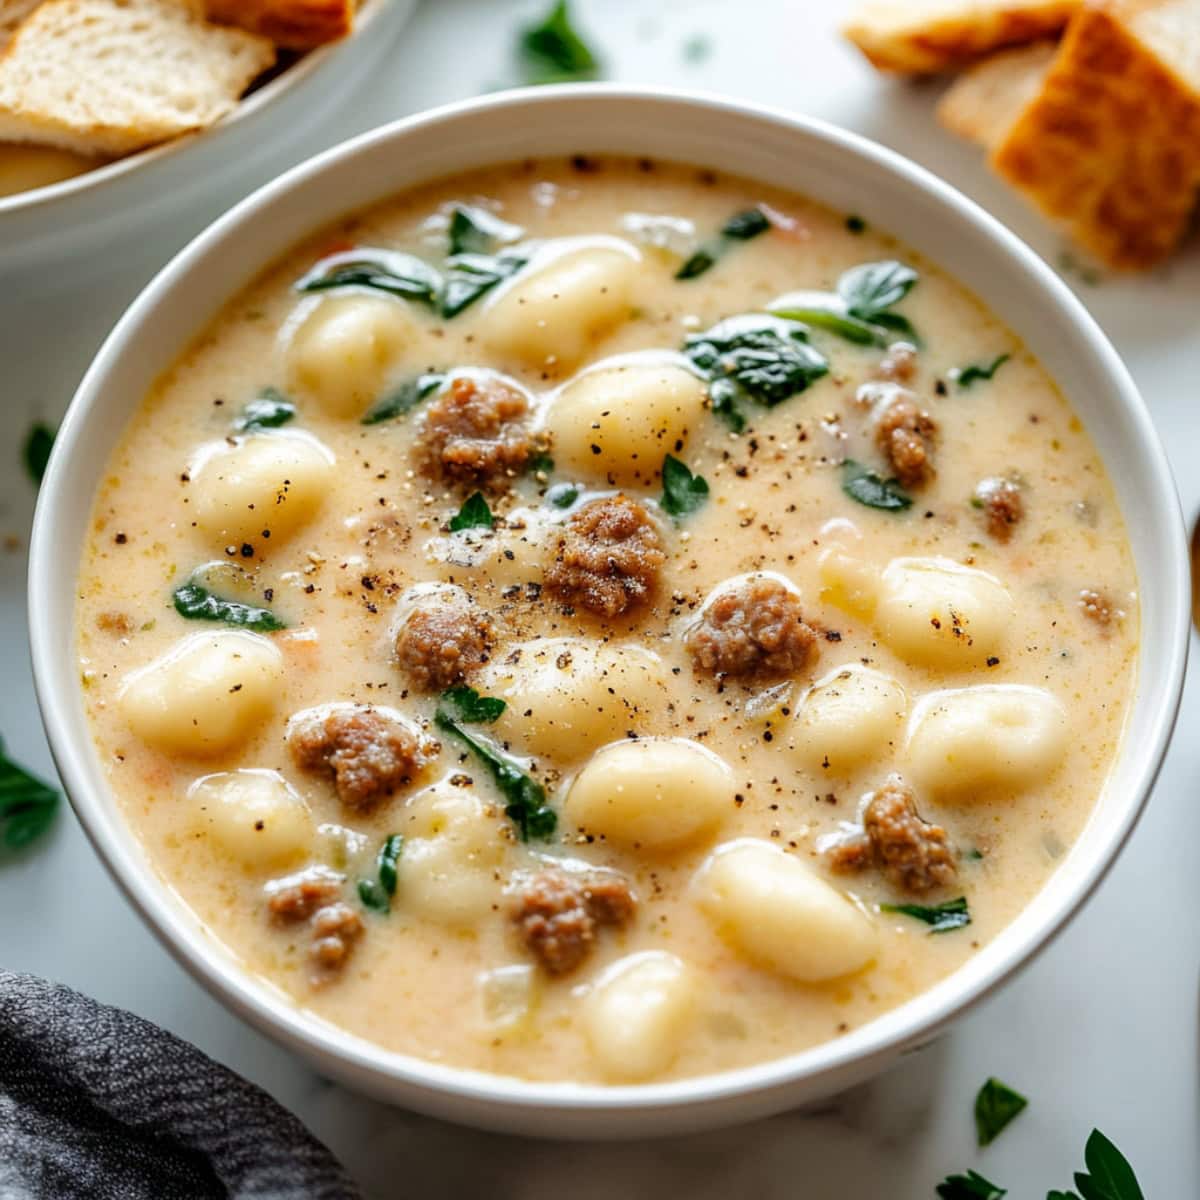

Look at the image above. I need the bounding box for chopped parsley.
[23,421,55,486]
[841,460,913,511]
[449,491,494,532]
[435,689,555,842]
[880,895,970,933]
[0,738,59,851]
[659,454,709,517]
[935,1170,1006,1200]
[358,833,403,914]
[361,373,446,425]
[519,0,601,84]
[172,572,286,632]
[684,314,829,432]
[952,354,1010,389]
[1065,1129,1146,1200]
[234,388,296,433]
[676,206,770,280]
[974,1078,1028,1147]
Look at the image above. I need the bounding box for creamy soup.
[0,144,99,197]
[76,157,1138,1084]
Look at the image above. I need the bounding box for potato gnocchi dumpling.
[187,769,312,866]
[566,737,732,852]
[787,665,907,772]
[817,547,879,617]
[875,557,1014,667]
[482,239,640,372]
[190,431,335,546]
[284,295,409,418]
[484,639,673,760]
[544,359,708,485]
[694,839,878,983]
[905,685,1069,798]
[583,952,695,1081]
[119,631,283,756]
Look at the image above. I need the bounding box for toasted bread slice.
[1,1,41,49]
[992,0,1200,268]
[937,41,1058,147]
[205,0,353,49]
[844,0,1078,74]
[0,0,276,157]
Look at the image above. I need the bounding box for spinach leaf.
[936,1170,1006,1200]
[974,1078,1028,1147]
[520,0,600,84]
[297,248,442,306]
[448,205,523,256]
[953,354,1010,388]
[684,314,829,432]
[449,491,493,532]
[1074,1130,1145,1200]
[768,303,887,346]
[0,738,59,851]
[770,260,920,346]
[547,482,580,509]
[440,250,527,319]
[172,574,286,632]
[358,833,404,913]
[660,454,709,517]
[23,422,55,486]
[527,452,555,476]
[362,373,445,425]
[439,685,507,724]
[839,259,918,320]
[234,388,296,433]
[676,207,771,280]
[841,460,913,511]
[880,895,970,933]
[435,691,556,842]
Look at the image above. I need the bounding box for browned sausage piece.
[421,374,533,487]
[512,868,636,976]
[266,867,344,922]
[974,477,1024,541]
[394,591,495,692]
[1079,588,1120,628]
[544,495,665,618]
[878,341,918,383]
[686,575,819,683]
[874,391,937,487]
[287,703,436,810]
[309,902,364,977]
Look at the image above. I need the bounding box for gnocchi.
[787,665,907,772]
[566,737,732,852]
[187,769,312,866]
[694,839,878,983]
[119,631,283,756]
[905,685,1069,797]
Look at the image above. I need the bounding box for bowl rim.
[29,83,1190,1117]
[0,0,397,219]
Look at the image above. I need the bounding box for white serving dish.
[27,86,1190,1139]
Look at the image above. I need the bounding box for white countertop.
[2,1,1196,1193]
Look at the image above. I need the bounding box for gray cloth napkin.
[0,971,361,1200]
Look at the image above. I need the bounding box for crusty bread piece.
[991,0,1200,268]
[0,0,276,157]
[205,0,353,49]
[937,41,1058,147]
[844,0,1078,73]
[1,1,41,49]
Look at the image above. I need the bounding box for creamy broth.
[0,144,99,197]
[76,157,1138,1084]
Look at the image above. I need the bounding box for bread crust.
[205,0,353,49]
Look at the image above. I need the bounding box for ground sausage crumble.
[873,390,937,487]
[975,476,1024,541]
[421,374,534,487]
[512,868,636,975]
[394,592,495,692]
[266,868,364,984]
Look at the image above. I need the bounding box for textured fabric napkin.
[0,971,361,1200]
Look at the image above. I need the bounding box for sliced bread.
[0,0,276,157]
[205,0,353,50]
[937,40,1058,147]
[844,0,1078,73]
[1,1,42,50]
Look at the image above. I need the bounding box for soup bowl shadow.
[27,85,1190,1139]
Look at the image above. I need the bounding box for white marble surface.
[2,1,1197,1193]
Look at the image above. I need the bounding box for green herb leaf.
[358,879,390,912]
[0,738,59,851]
[23,422,55,486]
[660,454,710,517]
[769,305,887,346]
[547,482,580,509]
[435,693,555,842]
[358,833,404,914]
[440,251,527,318]
[841,460,913,511]
[839,259,918,320]
[234,387,296,433]
[881,895,970,933]
[684,314,828,432]
[975,1078,1028,1147]
[936,1170,1006,1200]
[297,248,442,305]
[527,452,555,476]
[448,205,523,256]
[172,575,286,632]
[520,0,601,84]
[439,685,507,724]
[953,354,1011,389]
[361,373,445,425]
[1073,1130,1145,1200]
[676,207,770,279]
[449,491,493,532]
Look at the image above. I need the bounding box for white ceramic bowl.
[28,86,1190,1139]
